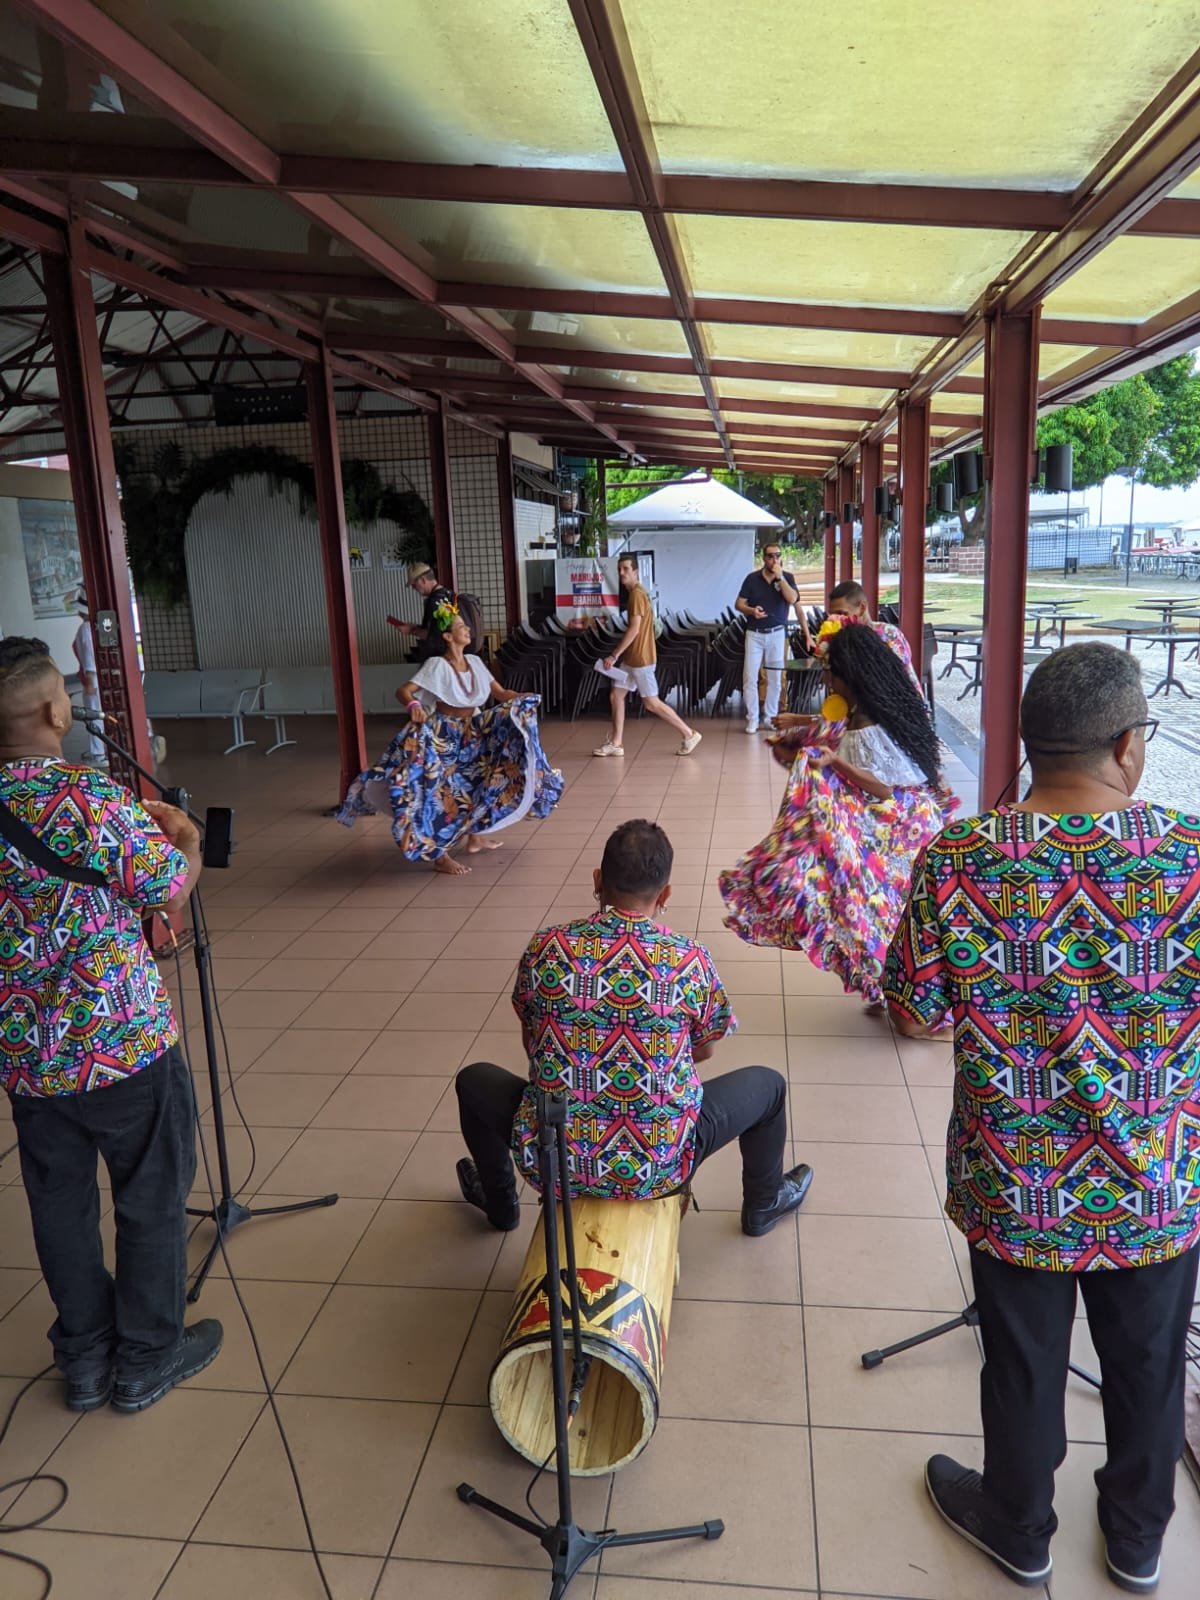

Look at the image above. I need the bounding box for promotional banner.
[555,557,620,621]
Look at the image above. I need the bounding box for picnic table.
[1135,633,1194,698]
[933,623,982,680]
[1029,610,1099,647]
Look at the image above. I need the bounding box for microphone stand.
[84,717,338,1301]
[457,1091,723,1598]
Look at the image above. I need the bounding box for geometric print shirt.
[0,759,189,1097]
[510,909,736,1199]
[884,803,1200,1270]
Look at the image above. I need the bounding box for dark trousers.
[11,1045,197,1377]
[455,1061,788,1208]
[971,1243,1200,1558]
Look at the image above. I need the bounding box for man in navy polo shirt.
[736,542,810,733]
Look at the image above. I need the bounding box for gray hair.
[1020,643,1147,766]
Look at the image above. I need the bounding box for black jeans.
[971,1243,1200,1559]
[11,1045,196,1378]
[455,1061,788,1209]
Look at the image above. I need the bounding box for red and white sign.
[555,557,620,621]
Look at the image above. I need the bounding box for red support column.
[427,402,458,590]
[979,309,1040,809]
[898,399,930,677]
[497,432,520,632]
[42,234,154,794]
[837,461,855,584]
[305,350,367,802]
[860,438,883,614]
[822,478,837,600]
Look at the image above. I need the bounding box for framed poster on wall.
[554,556,619,622]
[19,498,83,619]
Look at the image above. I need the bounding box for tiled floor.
[2,712,1198,1600]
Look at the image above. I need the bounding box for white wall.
[0,464,80,671]
[605,526,757,620]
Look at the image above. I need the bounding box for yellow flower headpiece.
[431,597,460,634]
[813,613,854,658]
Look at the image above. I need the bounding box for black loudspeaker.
[202,807,235,869]
[823,510,835,528]
[935,482,955,513]
[951,450,981,500]
[842,501,853,523]
[1044,443,1073,492]
[874,485,887,516]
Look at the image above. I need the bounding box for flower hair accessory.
[431,597,460,634]
[813,613,860,659]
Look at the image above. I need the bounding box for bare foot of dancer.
[864,1000,885,1016]
[466,835,503,855]
[433,855,471,875]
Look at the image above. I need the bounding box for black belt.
[747,626,785,634]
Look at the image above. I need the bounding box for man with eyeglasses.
[884,644,1199,1596]
[736,542,812,734]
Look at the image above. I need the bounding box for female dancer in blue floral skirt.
[337,601,563,873]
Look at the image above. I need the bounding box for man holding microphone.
[736,542,811,734]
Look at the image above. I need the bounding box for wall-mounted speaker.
[874,485,887,516]
[823,510,835,528]
[951,450,981,500]
[935,482,955,513]
[1044,443,1073,493]
[842,501,853,523]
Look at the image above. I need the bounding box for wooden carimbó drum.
[489,1192,683,1475]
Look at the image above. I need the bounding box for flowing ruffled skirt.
[336,695,563,860]
[718,725,957,1003]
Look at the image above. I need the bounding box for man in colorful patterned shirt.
[455,818,812,1235]
[0,637,222,1413]
[827,580,919,686]
[884,644,1200,1595]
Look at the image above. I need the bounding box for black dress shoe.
[65,1366,113,1412]
[741,1162,814,1236]
[456,1158,521,1231]
[111,1319,224,1414]
[924,1454,1052,1587]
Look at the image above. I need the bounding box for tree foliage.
[1035,354,1200,490]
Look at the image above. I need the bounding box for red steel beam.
[978,310,1039,809]
[566,0,734,469]
[859,439,883,613]
[305,350,367,800]
[496,434,521,632]
[427,403,459,591]
[41,230,154,790]
[822,479,837,598]
[898,400,930,676]
[837,462,855,585]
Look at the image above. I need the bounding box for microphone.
[71,705,118,725]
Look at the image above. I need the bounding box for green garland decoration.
[115,442,435,606]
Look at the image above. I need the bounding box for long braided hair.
[824,623,941,784]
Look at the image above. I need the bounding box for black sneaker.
[741,1163,814,1237]
[1105,1540,1162,1594]
[456,1158,521,1231]
[924,1455,1052,1587]
[64,1366,113,1413]
[111,1320,224,1414]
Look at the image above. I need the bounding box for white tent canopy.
[606,474,784,530]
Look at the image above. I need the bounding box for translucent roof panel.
[516,315,690,358]
[562,372,705,397]
[677,216,1029,309]
[716,376,893,407]
[90,0,622,166]
[84,181,337,254]
[704,324,938,371]
[1043,236,1200,322]
[344,198,668,295]
[624,0,1200,186]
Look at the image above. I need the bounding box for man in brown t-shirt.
[593,556,702,756]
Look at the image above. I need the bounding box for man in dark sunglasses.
[885,644,1198,1596]
[736,541,812,733]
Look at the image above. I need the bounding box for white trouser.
[743,628,786,725]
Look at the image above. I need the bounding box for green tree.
[938,354,1200,544]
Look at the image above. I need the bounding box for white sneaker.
[678,731,703,755]
[592,741,624,757]
[745,722,759,735]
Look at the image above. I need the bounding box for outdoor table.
[956,645,1051,701]
[1033,610,1099,647]
[933,624,982,680]
[1093,620,1167,652]
[1133,598,1200,628]
[1134,633,1193,698]
[784,657,824,714]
